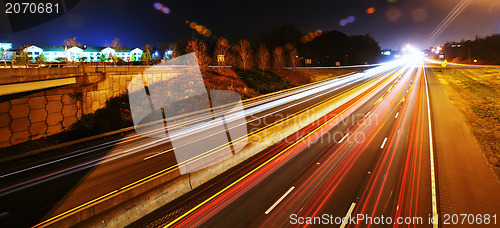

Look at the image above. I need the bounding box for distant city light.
[166,50,173,55]
[382,51,391,56]
[366,7,376,14]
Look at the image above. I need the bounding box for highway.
[133,59,438,227]
[0,61,405,227]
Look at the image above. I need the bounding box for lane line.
[340,202,356,228]
[364,111,371,117]
[265,186,295,214]
[395,112,399,118]
[380,137,388,149]
[338,133,350,144]
[423,68,438,228]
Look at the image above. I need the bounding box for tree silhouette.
[273,46,285,71]
[256,44,270,73]
[288,47,300,69]
[235,39,252,70]
[64,37,79,47]
[216,37,231,71]
[187,39,210,71]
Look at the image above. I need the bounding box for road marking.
[338,133,350,144]
[265,186,295,214]
[424,68,438,228]
[364,111,371,117]
[402,98,405,103]
[144,150,170,160]
[340,202,356,228]
[380,137,388,149]
[395,112,399,118]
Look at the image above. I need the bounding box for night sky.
[1,0,499,49]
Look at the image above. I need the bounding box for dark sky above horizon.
[1,0,499,50]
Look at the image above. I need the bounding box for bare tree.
[215,37,231,71]
[112,38,122,51]
[187,39,210,71]
[256,44,270,73]
[235,39,252,70]
[288,47,300,69]
[111,38,121,65]
[273,46,285,71]
[168,42,178,58]
[64,37,79,47]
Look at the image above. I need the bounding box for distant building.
[11,45,144,63]
[41,46,67,61]
[0,43,15,61]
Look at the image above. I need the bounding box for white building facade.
[16,45,144,62]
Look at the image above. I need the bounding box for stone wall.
[0,66,180,148]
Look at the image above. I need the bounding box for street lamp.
[217,54,225,63]
[217,54,225,72]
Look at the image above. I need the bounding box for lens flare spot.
[385,7,402,22]
[314,29,323,36]
[339,16,356,26]
[189,22,198,29]
[161,7,171,14]
[489,2,500,16]
[153,2,171,14]
[411,8,428,22]
[153,2,163,10]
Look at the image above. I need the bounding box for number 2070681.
[5,2,59,14]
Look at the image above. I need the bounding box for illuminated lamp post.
[217,54,225,72]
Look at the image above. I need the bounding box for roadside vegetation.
[432,68,500,175]
[440,34,500,65]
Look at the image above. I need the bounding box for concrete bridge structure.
[0,65,177,148]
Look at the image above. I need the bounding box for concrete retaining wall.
[0,66,181,148]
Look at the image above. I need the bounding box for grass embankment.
[432,67,500,175]
[295,68,358,82]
